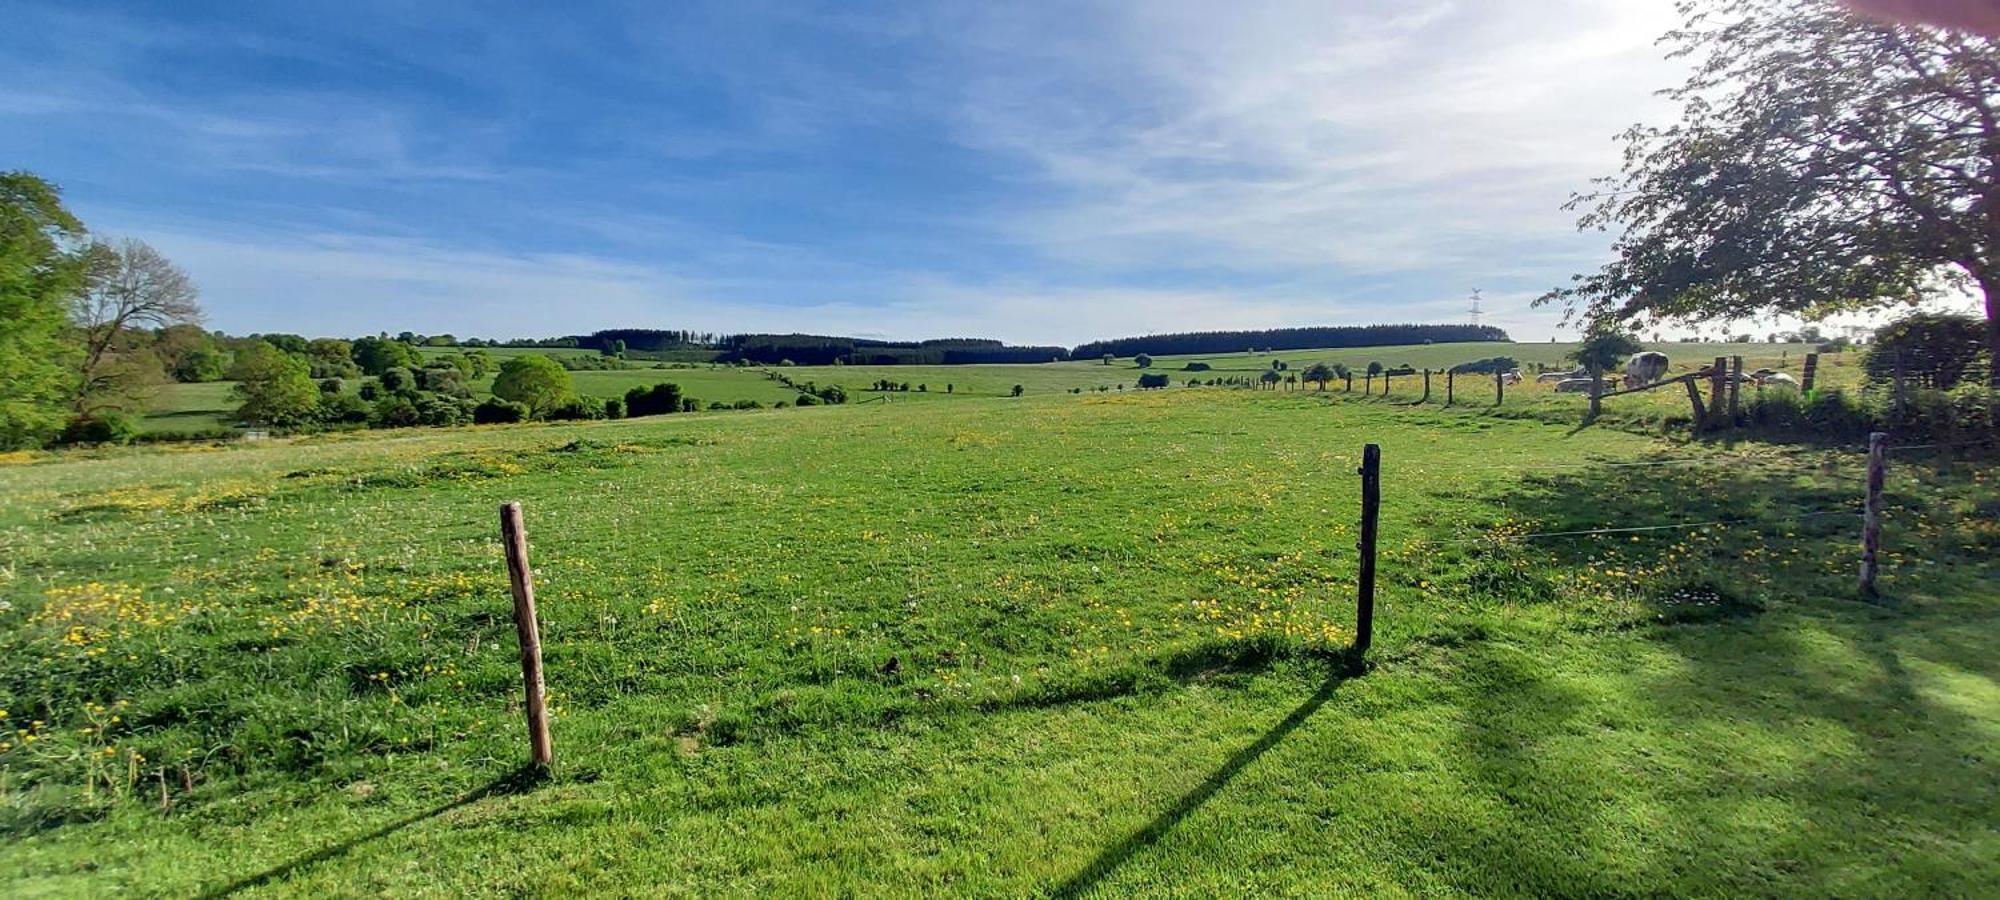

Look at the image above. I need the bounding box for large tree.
[229,341,319,427]
[72,237,202,411]
[0,172,87,449]
[1544,0,2000,387]
[491,355,574,418]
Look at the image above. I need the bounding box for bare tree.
[71,237,201,410]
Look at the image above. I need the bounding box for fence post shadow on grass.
[1049,662,1357,898]
[203,765,548,898]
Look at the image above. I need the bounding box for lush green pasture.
[4,388,1992,895]
[137,341,1856,435]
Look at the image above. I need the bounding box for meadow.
[140,340,1840,434]
[3,384,1993,895]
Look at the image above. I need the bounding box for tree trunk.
[1983,267,2000,390]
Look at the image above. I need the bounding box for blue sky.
[2,0,1695,344]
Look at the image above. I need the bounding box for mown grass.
[11,383,1993,895]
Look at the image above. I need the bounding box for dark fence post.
[1587,362,1603,420]
[1421,369,1431,404]
[1353,444,1380,658]
[1729,356,1743,423]
[1862,433,1887,599]
[1802,352,1819,393]
[1709,356,1728,431]
[1382,372,1392,397]
[1494,371,1504,407]
[1446,369,1455,407]
[501,502,554,769]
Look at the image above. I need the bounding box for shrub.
[378,367,416,395]
[318,378,344,395]
[602,397,626,420]
[59,413,137,445]
[414,394,474,427]
[817,385,847,404]
[733,399,762,409]
[371,396,421,428]
[1865,312,1988,390]
[1137,372,1170,389]
[358,380,381,401]
[545,396,606,421]
[625,383,685,417]
[473,398,529,424]
[1801,388,1873,441]
[795,394,820,406]
[709,400,732,410]
[1135,354,1153,368]
[1183,362,1212,372]
[318,391,372,425]
[1450,357,1520,375]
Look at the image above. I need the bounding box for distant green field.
[141,342,1861,435]
[3,388,1992,895]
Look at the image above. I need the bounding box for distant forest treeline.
[222,323,1512,364]
[1069,324,1511,359]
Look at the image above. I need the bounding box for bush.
[1450,356,1520,375]
[1866,313,1988,390]
[733,399,762,409]
[1137,373,1170,389]
[371,396,421,428]
[1801,388,1874,441]
[625,383,685,417]
[817,384,848,404]
[795,394,820,406]
[1183,362,1212,372]
[378,367,415,395]
[59,413,137,445]
[473,398,529,424]
[602,397,625,420]
[318,391,372,425]
[414,394,474,427]
[545,396,606,421]
[1135,354,1153,368]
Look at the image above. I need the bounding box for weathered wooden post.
[1353,443,1380,657]
[1344,372,1353,393]
[1861,433,1887,599]
[1893,351,1908,418]
[1802,353,1820,393]
[1494,371,1504,407]
[1446,369,1455,407]
[1382,371,1392,397]
[1683,376,1708,427]
[500,502,554,769]
[1363,373,1373,395]
[1587,362,1603,420]
[1728,356,1744,422]
[1709,356,1728,431]
[1420,369,1431,404]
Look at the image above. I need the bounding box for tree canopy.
[0,172,87,449]
[492,355,574,417]
[1544,0,2000,386]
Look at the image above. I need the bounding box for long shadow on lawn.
[203,765,547,898]
[1049,661,1355,898]
[1398,457,2000,894]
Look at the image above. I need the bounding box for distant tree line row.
[1070,324,1510,360]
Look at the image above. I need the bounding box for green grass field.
[4,387,1993,895]
[141,341,1852,435]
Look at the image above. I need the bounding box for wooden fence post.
[1709,356,1728,431]
[1344,372,1353,393]
[1893,351,1908,418]
[1446,369,1455,407]
[1862,433,1887,599]
[1728,356,1743,423]
[501,502,554,769]
[1683,376,1707,427]
[1382,372,1392,397]
[1421,369,1432,404]
[1587,362,1603,420]
[1495,371,1504,407]
[1353,444,1380,657]
[1802,353,1819,393]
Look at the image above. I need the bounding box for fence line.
[1397,507,1865,548]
